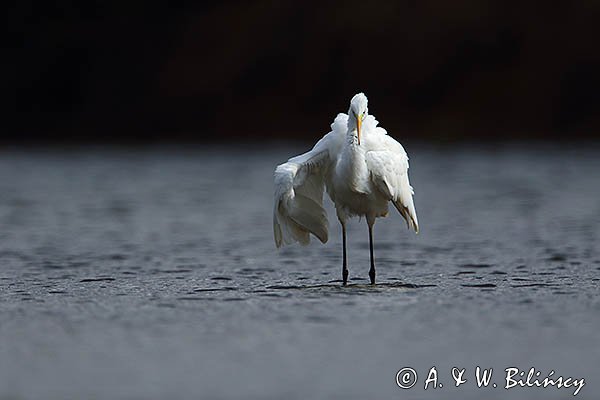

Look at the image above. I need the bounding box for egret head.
[348,93,368,144]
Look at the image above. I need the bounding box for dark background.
[5,1,600,143]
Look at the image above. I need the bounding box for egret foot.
[369,266,376,285]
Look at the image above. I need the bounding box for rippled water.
[0,143,599,399]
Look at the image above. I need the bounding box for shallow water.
[0,143,599,399]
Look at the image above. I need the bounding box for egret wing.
[273,134,338,247]
[365,136,419,233]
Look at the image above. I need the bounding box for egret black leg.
[342,224,348,286]
[368,224,376,284]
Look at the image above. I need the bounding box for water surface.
[0,143,598,399]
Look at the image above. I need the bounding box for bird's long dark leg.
[341,222,348,286]
[368,222,376,285]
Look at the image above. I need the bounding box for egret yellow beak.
[356,115,362,145]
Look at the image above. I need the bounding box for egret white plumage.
[273,93,418,285]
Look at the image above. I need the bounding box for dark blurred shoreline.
[1,138,599,153]
[6,1,600,142]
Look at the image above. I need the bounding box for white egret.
[273,93,418,285]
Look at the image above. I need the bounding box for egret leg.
[368,223,376,284]
[341,223,348,286]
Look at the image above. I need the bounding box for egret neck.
[348,111,363,146]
